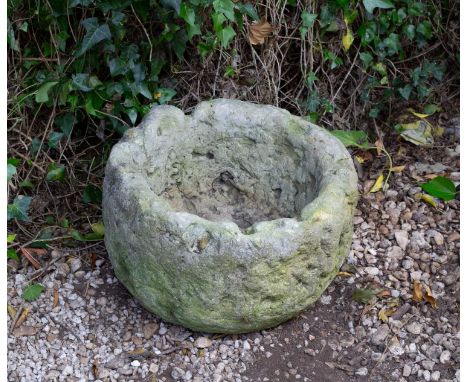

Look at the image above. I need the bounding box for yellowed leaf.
[249,18,274,45]
[415,193,438,208]
[424,173,439,179]
[7,303,17,319]
[128,348,146,356]
[337,271,353,277]
[15,306,30,328]
[391,165,406,173]
[370,174,384,193]
[409,110,430,119]
[342,28,354,52]
[378,307,397,323]
[355,155,365,164]
[412,281,423,302]
[434,125,444,137]
[423,285,438,309]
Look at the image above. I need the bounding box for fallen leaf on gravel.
[20,248,44,269]
[376,289,391,298]
[337,271,353,277]
[248,17,274,45]
[391,165,406,173]
[415,193,438,208]
[413,281,423,302]
[423,285,438,309]
[53,287,59,308]
[22,283,45,302]
[7,303,17,319]
[342,28,354,51]
[378,307,397,323]
[13,325,38,337]
[15,306,30,327]
[352,288,377,303]
[396,120,434,146]
[370,174,384,193]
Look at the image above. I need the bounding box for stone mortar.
[103,99,358,333]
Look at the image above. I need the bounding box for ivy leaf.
[7,248,20,261]
[160,0,181,13]
[35,81,59,103]
[82,185,102,204]
[363,0,394,14]
[55,113,75,137]
[330,130,372,149]
[91,221,105,237]
[7,164,17,182]
[46,163,66,181]
[7,234,16,243]
[7,18,19,51]
[220,26,236,48]
[398,84,412,100]
[421,176,457,201]
[239,3,259,20]
[7,195,32,221]
[22,283,45,302]
[75,18,111,57]
[48,131,65,149]
[213,0,236,22]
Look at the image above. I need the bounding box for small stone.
[96,296,107,306]
[364,267,379,276]
[409,343,417,353]
[403,365,411,377]
[395,230,409,251]
[355,367,368,376]
[98,369,110,379]
[13,325,39,337]
[62,365,73,376]
[447,232,460,243]
[388,337,404,356]
[439,350,451,364]
[427,230,444,246]
[68,257,82,273]
[123,331,132,341]
[431,371,441,381]
[194,336,212,348]
[320,295,332,304]
[149,363,159,373]
[402,258,414,270]
[425,345,443,361]
[388,246,404,260]
[422,360,435,371]
[131,360,140,367]
[372,324,390,346]
[171,367,185,379]
[243,341,251,351]
[406,322,422,335]
[143,322,159,339]
[266,351,273,358]
[423,370,431,381]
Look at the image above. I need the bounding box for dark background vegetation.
[7,0,459,252]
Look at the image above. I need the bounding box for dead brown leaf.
[15,306,30,328]
[423,285,438,309]
[378,307,398,323]
[375,139,384,155]
[20,248,44,269]
[412,281,423,302]
[53,288,59,308]
[376,289,391,298]
[391,165,406,173]
[248,17,274,45]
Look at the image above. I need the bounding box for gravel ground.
[7,139,460,382]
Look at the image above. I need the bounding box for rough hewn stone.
[103,99,358,333]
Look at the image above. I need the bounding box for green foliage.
[304,0,447,119]
[330,130,372,149]
[22,283,45,301]
[7,195,32,221]
[421,176,457,201]
[82,185,103,204]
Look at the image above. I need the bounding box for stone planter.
[103,99,358,333]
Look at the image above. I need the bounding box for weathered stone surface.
[103,99,358,333]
